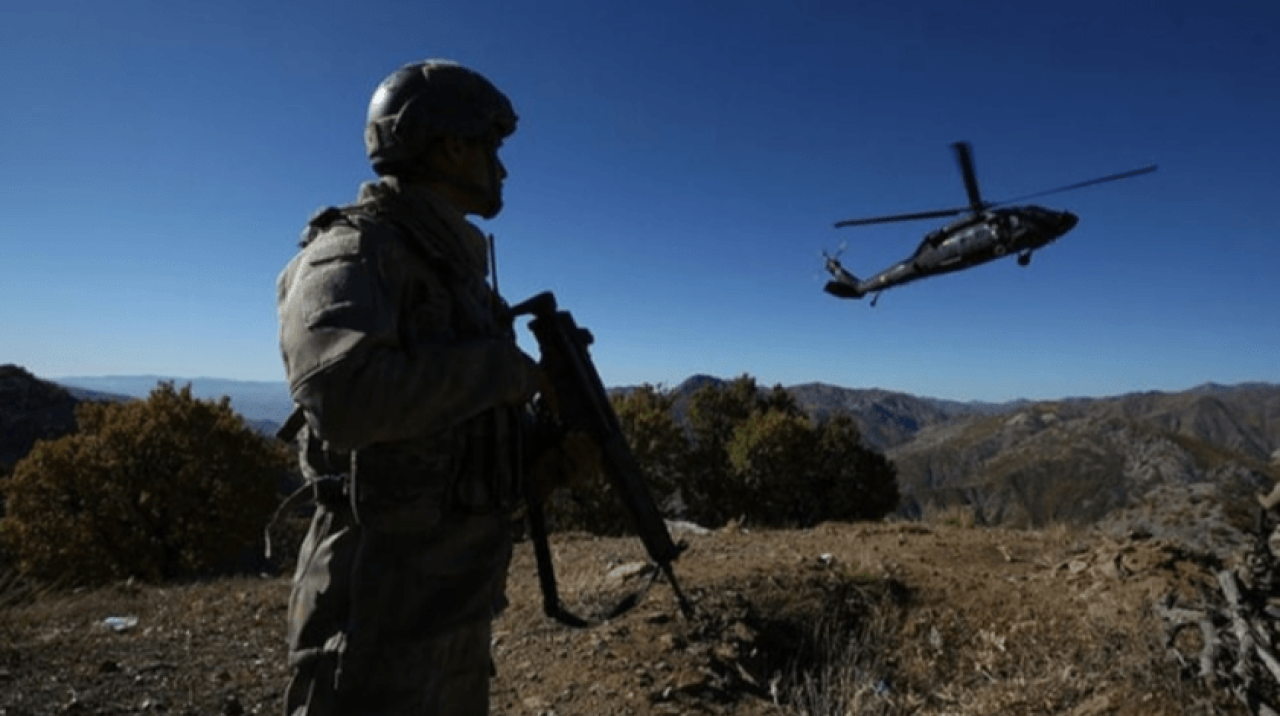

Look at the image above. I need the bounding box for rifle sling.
[523,478,666,629]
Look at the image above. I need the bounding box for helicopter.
[823,142,1156,305]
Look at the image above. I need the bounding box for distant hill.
[786,382,1011,450]
[41,371,1280,461]
[53,372,1009,451]
[0,371,286,462]
[54,375,293,427]
[49,371,1017,451]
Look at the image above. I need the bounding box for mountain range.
[10,367,1279,554]
[44,372,1055,446]
[55,374,293,426]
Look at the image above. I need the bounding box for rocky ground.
[0,519,1252,715]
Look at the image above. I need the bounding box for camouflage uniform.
[276,172,537,715]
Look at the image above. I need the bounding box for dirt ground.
[0,520,1244,715]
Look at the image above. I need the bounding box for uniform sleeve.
[277,225,537,452]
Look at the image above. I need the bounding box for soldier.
[276,60,541,715]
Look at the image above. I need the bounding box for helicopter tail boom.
[822,261,865,299]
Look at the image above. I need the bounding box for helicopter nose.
[1060,212,1078,232]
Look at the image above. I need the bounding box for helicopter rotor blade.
[993,164,1158,206]
[834,207,965,228]
[953,141,986,213]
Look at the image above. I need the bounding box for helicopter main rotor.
[955,141,985,214]
[834,142,1157,229]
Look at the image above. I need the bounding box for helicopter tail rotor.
[821,248,865,299]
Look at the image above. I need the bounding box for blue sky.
[2,0,1276,402]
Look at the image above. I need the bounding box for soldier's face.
[456,136,506,219]
[426,133,508,219]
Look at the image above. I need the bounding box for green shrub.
[726,409,819,524]
[813,414,900,523]
[686,377,898,528]
[611,385,688,503]
[724,410,900,527]
[682,375,804,525]
[0,383,289,586]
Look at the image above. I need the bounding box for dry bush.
[0,383,290,586]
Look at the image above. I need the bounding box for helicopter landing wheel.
[1017,252,1032,267]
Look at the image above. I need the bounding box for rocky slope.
[886,395,1279,556]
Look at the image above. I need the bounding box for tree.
[539,375,900,533]
[723,410,900,527]
[685,376,899,528]
[684,376,793,524]
[726,409,819,524]
[611,384,688,505]
[0,383,290,586]
[813,414,900,522]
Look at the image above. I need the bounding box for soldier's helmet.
[364,60,517,176]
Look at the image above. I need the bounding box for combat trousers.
[284,502,512,716]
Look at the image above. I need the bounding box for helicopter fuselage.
[824,205,1078,300]
[823,141,1153,304]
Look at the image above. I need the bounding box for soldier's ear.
[418,136,458,177]
[437,136,472,169]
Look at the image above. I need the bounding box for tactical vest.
[285,188,524,533]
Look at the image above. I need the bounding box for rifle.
[511,291,694,626]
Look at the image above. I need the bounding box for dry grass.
[767,523,1238,716]
[782,577,902,716]
[783,595,1212,715]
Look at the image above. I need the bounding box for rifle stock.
[513,291,692,620]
